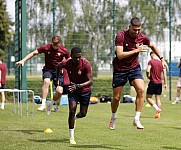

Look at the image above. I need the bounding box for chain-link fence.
[7,0,181,99]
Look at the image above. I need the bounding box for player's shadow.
[162,146,181,150]
[73,144,124,150]
[29,138,67,143]
[0,129,43,135]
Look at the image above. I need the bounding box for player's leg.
[75,90,91,119]
[155,95,162,118]
[1,92,5,110]
[47,72,63,115]
[0,85,5,110]
[109,69,126,130]
[38,70,52,111]
[132,79,144,129]
[109,86,123,130]
[172,78,181,104]
[68,99,77,144]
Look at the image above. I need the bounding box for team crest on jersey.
[126,43,128,46]
[78,70,81,75]
[58,53,61,56]
[48,52,50,54]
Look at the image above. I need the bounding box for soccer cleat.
[70,138,76,144]
[109,117,117,130]
[155,109,162,119]
[133,119,144,129]
[46,102,52,116]
[172,100,179,104]
[37,105,46,111]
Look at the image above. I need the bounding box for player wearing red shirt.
[146,52,167,118]
[109,17,168,130]
[47,47,93,144]
[16,35,70,111]
[0,58,6,110]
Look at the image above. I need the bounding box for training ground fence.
[6,0,181,100]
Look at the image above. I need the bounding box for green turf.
[0,100,181,150]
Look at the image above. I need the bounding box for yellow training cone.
[44,128,53,133]
[145,103,151,108]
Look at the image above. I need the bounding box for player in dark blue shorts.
[146,52,167,118]
[109,17,168,130]
[56,47,93,144]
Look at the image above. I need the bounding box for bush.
[5,77,131,102]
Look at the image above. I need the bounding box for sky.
[6,0,15,22]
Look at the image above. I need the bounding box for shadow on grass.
[170,127,181,130]
[0,129,42,135]
[72,144,124,149]
[29,138,67,143]
[162,146,181,149]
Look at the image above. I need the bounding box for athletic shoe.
[0,104,4,110]
[70,138,76,144]
[155,109,162,119]
[109,117,116,130]
[37,105,46,111]
[172,100,179,104]
[133,119,144,129]
[46,102,52,116]
[52,107,59,112]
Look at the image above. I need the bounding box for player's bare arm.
[116,45,149,60]
[146,65,151,79]
[16,49,39,67]
[163,68,167,89]
[149,42,169,71]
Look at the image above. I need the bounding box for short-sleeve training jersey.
[148,59,163,84]
[37,43,70,70]
[61,58,92,92]
[113,30,150,71]
[0,63,6,84]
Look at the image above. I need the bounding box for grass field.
[0,99,181,150]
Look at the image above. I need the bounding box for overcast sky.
[6,0,15,21]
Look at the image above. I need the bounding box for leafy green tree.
[0,0,13,59]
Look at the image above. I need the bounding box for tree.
[0,0,13,59]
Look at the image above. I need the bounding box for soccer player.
[172,58,181,104]
[109,17,168,130]
[0,57,6,110]
[16,35,70,111]
[146,52,167,118]
[52,47,93,144]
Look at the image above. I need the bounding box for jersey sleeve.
[115,31,124,46]
[37,44,51,53]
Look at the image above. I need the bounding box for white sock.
[42,99,46,105]
[112,113,117,119]
[176,97,180,101]
[69,129,74,139]
[134,111,141,120]
[49,100,54,106]
[74,114,77,119]
[153,104,159,110]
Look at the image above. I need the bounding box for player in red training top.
[50,47,93,144]
[146,52,167,118]
[0,57,6,110]
[16,35,70,111]
[109,17,168,130]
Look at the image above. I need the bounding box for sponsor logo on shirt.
[78,70,81,75]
